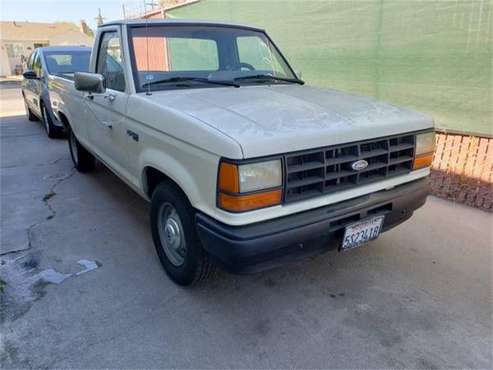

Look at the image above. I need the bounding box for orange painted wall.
[132,37,170,71]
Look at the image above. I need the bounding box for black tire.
[41,102,63,139]
[24,99,38,122]
[150,181,215,286]
[68,126,95,173]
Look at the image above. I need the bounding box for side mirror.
[22,70,38,80]
[74,72,105,94]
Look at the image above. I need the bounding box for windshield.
[128,25,297,91]
[43,50,91,75]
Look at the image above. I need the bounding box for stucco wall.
[0,22,93,76]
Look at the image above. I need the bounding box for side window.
[32,52,42,76]
[96,31,125,92]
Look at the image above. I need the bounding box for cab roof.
[101,18,265,33]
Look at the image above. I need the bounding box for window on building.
[33,43,49,49]
[5,43,24,58]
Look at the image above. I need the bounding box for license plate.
[341,215,385,251]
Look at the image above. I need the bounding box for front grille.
[284,133,415,203]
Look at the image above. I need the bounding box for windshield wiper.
[234,74,304,85]
[142,76,240,88]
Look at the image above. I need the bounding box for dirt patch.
[430,170,492,211]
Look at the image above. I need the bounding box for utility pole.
[95,8,105,27]
[145,1,159,10]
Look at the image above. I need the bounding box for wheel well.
[57,111,70,129]
[144,167,186,200]
[39,100,46,118]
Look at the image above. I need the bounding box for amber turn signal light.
[218,189,282,212]
[217,161,283,212]
[218,162,239,193]
[413,153,434,170]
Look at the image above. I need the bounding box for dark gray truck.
[21,46,91,138]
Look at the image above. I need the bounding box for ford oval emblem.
[351,159,369,171]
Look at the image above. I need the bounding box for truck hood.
[144,85,433,158]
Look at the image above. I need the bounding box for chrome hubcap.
[164,218,181,248]
[157,203,186,266]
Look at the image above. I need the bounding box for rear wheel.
[41,103,63,139]
[150,181,215,286]
[68,126,95,172]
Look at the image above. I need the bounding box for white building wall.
[0,43,12,76]
[0,26,93,76]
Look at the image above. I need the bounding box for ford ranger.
[49,19,435,286]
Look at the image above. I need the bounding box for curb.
[0,111,27,118]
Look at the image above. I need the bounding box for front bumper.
[196,178,429,274]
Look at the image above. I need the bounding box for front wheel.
[41,103,63,139]
[68,127,95,173]
[24,99,38,122]
[150,182,215,286]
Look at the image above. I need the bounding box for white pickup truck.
[49,19,435,285]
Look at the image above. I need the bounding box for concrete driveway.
[0,81,24,118]
[1,89,492,368]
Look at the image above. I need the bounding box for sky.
[0,0,151,29]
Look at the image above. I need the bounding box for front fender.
[139,147,218,210]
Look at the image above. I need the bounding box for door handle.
[104,93,116,103]
[126,129,139,142]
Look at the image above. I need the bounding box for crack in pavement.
[1,161,98,364]
[43,168,76,218]
[1,156,70,169]
[1,167,76,257]
[26,168,76,247]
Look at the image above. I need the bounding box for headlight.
[238,160,282,192]
[413,131,435,170]
[218,159,283,212]
[415,131,436,156]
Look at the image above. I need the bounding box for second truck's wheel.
[41,103,63,139]
[24,99,38,122]
[68,126,96,173]
[150,181,216,286]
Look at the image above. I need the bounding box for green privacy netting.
[169,0,492,136]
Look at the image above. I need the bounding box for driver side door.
[85,29,130,179]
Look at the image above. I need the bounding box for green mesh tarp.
[169,0,492,136]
